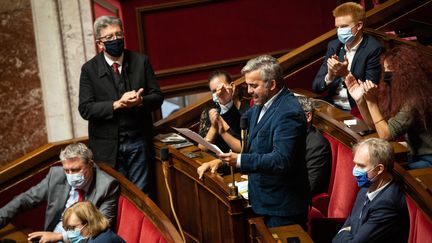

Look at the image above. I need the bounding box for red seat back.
[327,143,358,218]
[116,195,167,243]
[406,196,432,243]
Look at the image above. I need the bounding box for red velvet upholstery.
[309,133,359,242]
[116,196,167,243]
[406,196,432,243]
[327,143,358,218]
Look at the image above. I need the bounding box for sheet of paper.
[172,127,223,155]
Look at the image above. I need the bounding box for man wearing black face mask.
[333,138,408,243]
[78,16,163,200]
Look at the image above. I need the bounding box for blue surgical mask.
[212,93,219,105]
[66,173,85,189]
[66,225,87,243]
[103,38,124,57]
[337,26,355,44]
[352,167,377,188]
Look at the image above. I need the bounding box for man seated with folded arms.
[0,143,120,243]
[297,96,332,197]
[333,138,409,243]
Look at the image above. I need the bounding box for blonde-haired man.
[312,2,382,112]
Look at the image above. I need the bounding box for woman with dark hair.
[345,45,432,169]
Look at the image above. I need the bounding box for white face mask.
[212,93,219,105]
[66,173,85,189]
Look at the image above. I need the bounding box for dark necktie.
[112,63,120,76]
[77,189,84,202]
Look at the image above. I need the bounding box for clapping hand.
[345,73,364,103]
[327,55,349,80]
[362,80,379,104]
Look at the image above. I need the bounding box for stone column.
[31,0,95,142]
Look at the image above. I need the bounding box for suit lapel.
[351,35,367,73]
[96,52,120,99]
[248,88,286,144]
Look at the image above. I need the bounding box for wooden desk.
[409,167,432,194]
[0,224,31,242]
[270,224,313,243]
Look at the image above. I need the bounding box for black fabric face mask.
[103,38,124,57]
[383,71,392,84]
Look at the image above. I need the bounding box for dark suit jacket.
[89,228,125,243]
[240,88,310,217]
[306,126,332,197]
[332,181,409,243]
[312,35,382,108]
[0,166,119,231]
[79,50,163,166]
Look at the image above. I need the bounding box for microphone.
[160,147,169,176]
[159,146,186,242]
[240,116,248,153]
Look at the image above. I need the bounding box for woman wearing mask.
[345,45,432,169]
[63,201,125,243]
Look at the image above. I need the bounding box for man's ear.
[269,80,277,91]
[305,112,313,123]
[96,41,104,52]
[356,21,364,31]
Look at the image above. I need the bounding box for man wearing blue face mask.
[0,143,119,243]
[79,16,163,200]
[312,2,382,114]
[333,138,409,243]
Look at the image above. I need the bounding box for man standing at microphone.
[198,55,310,228]
[79,16,163,200]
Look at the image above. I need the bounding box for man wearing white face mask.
[0,143,119,243]
[312,2,382,113]
[333,138,409,243]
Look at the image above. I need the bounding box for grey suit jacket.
[0,165,119,231]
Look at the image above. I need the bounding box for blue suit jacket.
[89,228,125,243]
[332,181,409,243]
[312,35,382,108]
[240,88,310,217]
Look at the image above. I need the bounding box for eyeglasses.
[99,32,124,42]
[66,223,87,231]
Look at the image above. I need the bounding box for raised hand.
[327,55,349,80]
[362,80,379,104]
[215,83,234,105]
[344,73,364,102]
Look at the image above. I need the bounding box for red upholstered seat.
[116,196,167,243]
[406,196,432,243]
[309,133,359,242]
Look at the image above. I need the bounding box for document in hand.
[172,127,223,155]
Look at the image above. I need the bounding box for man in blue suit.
[333,138,409,243]
[312,2,382,111]
[218,55,310,228]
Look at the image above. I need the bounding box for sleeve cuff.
[236,154,241,168]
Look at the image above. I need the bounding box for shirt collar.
[345,36,363,52]
[104,52,124,67]
[366,179,391,201]
[261,88,283,111]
